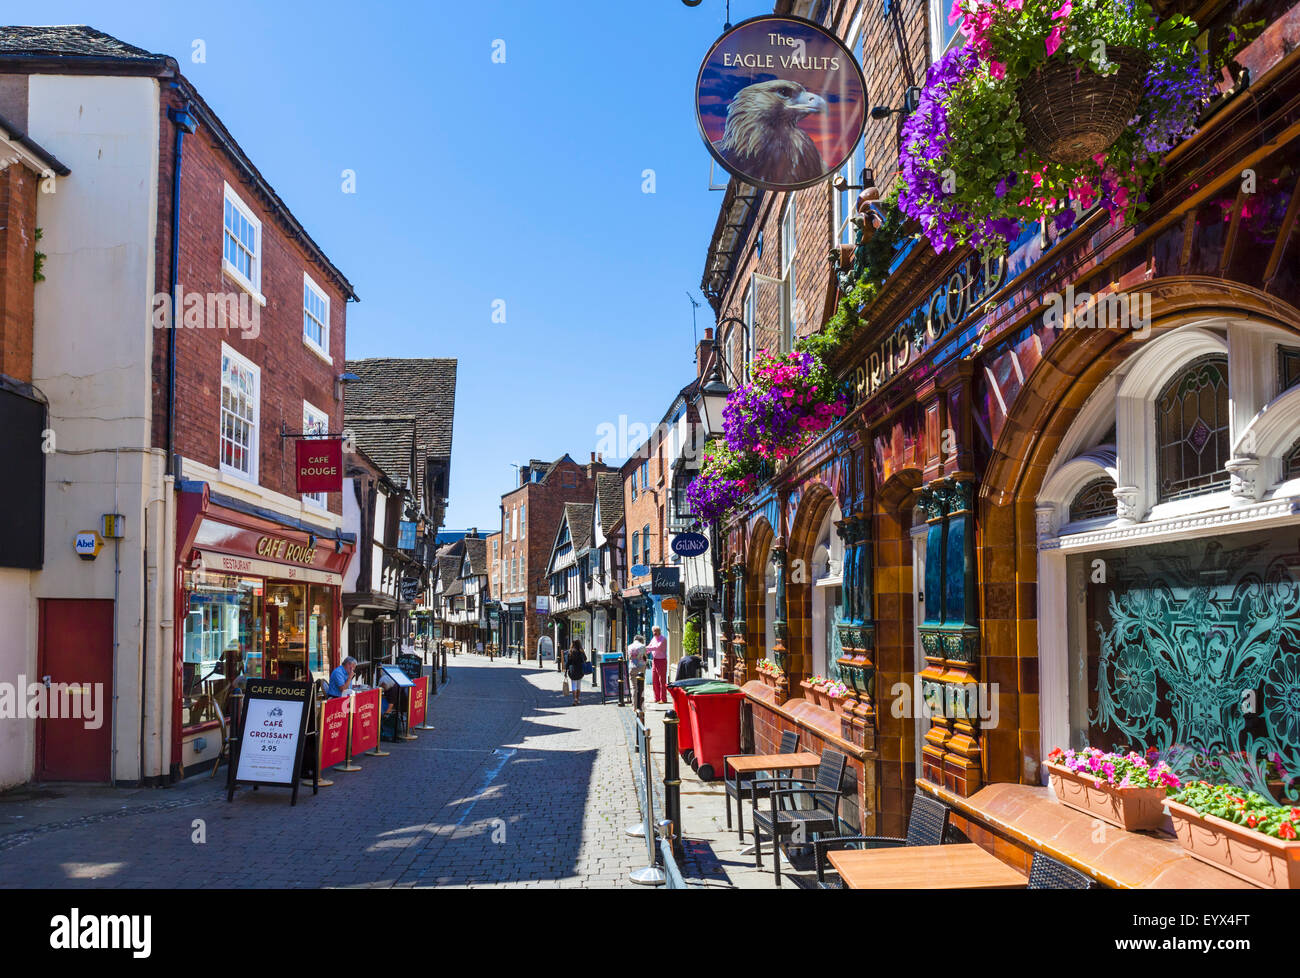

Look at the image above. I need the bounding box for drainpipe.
[166,95,197,476]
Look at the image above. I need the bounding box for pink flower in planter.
[989,60,1006,80]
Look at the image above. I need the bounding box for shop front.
[174,486,354,774]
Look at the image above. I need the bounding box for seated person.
[326,656,357,698]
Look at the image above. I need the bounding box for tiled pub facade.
[710,0,1300,866]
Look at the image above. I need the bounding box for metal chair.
[1028,851,1097,889]
[722,731,799,842]
[813,793,951,888]
[751,748,849,886]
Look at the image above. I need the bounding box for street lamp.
[688,334,733,677]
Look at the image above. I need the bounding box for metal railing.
[626,713,690,888]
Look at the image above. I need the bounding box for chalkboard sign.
[600,659,623,704]
[396,653,424,683]
[228,679,314,806]
[400,576,421,602]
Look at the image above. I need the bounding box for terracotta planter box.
[1165,800,1300,889]
[1045,761,1169,832]
[828,696,847,716]
[799,679,816,701]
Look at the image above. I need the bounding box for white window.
[219,344,259,482]
[520,503,526,539]
[929,0,963,62]
[303,273,331,361]
[780,199,797,351]
[835,16,867,248]
[511,507,518,541]
[302,400,329,508]
[222,183,263,299]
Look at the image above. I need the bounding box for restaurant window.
[223,182,262,295]
[220,345,259,482]
[182,575,262,729]
[302,400,329,508]
[1066,527,1300,804]
[303,272,330,359]
[1156,354,1230,502]
[1068,477,1117,523]
[263,582,333,681]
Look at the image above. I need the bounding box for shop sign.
[318,694,350,770]
[295,437,342,494]
[535,595,550,614]
[695,16,867,192]
[400,575,421,602]
[397,520,417,551]
[630,563,650,577]
[671,532,709,557]
[848,253,1007,402]
[651,566,681,596]
[73,530,102,560]
[231,679,312,800]
[255,535,317,566]
[661,597,680,611]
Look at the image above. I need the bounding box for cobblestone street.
[0,658,649,889]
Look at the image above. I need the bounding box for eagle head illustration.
[713,78,829,186]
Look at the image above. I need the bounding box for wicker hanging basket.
[1017,47,1148,165]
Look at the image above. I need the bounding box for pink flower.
[989,60,1006,80]
[1005,0,1023,8]
[948,0,962,26]
[1045,26,1063,57]
[1051,0,1071,18]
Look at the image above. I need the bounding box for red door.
[36,598,114,781]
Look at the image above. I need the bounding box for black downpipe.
[166,96,197,476]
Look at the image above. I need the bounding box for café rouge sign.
[848,253,1006,401]
[256,535,317,566]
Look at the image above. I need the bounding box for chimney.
[587,451,597,479]
[697,326,715,382]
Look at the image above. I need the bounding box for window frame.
[301,399,330,509]
[222,182,265,303]
[219,343,260,484]
[928,0,963,63]
[303,272,332,363]
[780,198,797,352]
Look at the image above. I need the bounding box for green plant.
[683,619,700,658]
[33,227,45,283]
[1168,782,1300,840]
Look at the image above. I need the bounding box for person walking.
[564,640,587,706]
[626,633,648,712]
[647,625,669,704]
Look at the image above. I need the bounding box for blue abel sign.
[630,563,650,577]
[671,532,709,557]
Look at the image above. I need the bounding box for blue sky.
[31,0,780,531]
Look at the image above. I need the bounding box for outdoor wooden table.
[724,751,822,775]
[828,843,1028,889]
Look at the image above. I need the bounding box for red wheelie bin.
[667,677,711,763]
[685,682,745,781]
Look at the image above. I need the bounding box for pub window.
[1068,477,1117,523]
[1285,440,1300,481]
[1155,354,1230,502]
[1280,346,1300,395]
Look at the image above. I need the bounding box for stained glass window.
[1069,478,1117,523]
[1156,355,1230,501]
[1285,441,1300,482]
[1068,528,1300,805]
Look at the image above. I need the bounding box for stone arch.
[978,285,1300,787]
[745,516,773,662]
[787,481,838,683]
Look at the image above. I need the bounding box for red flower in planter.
[1281,822,1297,840]
[1047,747,1064,764]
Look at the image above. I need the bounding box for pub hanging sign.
[695,15,867,192]
[296,438,343,494]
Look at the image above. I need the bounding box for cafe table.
[724,752,823,854]
[827,843,1028,889]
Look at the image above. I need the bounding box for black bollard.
[663,709,682,855]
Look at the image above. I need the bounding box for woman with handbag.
[564,640,587,706]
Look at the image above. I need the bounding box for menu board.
[381,664,414,688]
[350,688,381,755]
[319,695,350,769]
[230,679,313,802]
[600,660,623,703]
[409,676,428,727]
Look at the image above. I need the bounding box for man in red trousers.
[647,625,669,704]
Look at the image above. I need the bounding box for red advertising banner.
[319,696,350,769]
[350,688,381,755]
[409,676,428,727]
[296,438,343,494]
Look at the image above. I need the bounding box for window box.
[1046,761,1171,833]
[1165,800,1300,889]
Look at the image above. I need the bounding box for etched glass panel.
[1069,477,1117,523]
[1067,528,1300,804]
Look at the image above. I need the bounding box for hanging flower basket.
[1017,46,1147,164]
[898,1,1214,253]
[721,350,847,463]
